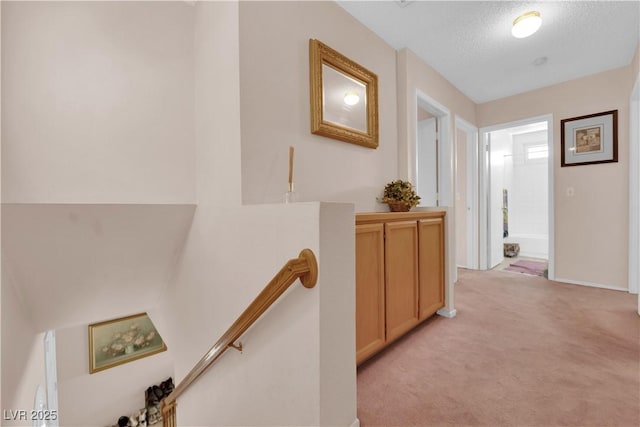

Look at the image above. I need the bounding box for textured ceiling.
[337,1,640,103]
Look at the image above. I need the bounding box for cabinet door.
[355,223,386,364]
[418,217,445,319]
[385,221,419,342]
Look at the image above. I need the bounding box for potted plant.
[381,180,421,212]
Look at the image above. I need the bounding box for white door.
[488,134,505,268]
[417,117,438,206]
[44,331,59,427]
[455,128,468,267]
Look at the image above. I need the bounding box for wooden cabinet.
[384,221,419,342]
[355,224,386,363]
[418,218,445,319]
[355,211,445,365]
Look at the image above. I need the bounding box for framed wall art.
[561,110,618,167]
[89,312,167,374]
[309,39,379,149]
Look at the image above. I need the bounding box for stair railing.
[161,249,318,427]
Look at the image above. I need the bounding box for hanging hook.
[228,342,243,353]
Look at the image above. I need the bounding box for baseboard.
[553,277,627,292]
[437,307,457,318]
[349,418,361,427]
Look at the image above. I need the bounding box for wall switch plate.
[566,187,575,197]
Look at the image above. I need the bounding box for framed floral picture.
[561,110,618,167]
[89,312,167,374]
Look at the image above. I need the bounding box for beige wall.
[239,1,397,212]
[397,48,477,184]
[1,3,196,424]
[1,0,3,410]
[1,1,195,204]
[397,47,477,300]
[632,43,640,80]
[1,264,46,427]
[478,66,634,289]
[162,3,357,426]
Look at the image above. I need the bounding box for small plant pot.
[387,202,411,212]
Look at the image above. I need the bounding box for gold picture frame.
[309,39,379,149]
[88,312,167,374]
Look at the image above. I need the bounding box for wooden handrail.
[161,249,318,424]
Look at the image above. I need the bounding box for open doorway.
[414,90,452,208]
[413,89,457,303]
[480,116,554,279]
[416,105,438,206]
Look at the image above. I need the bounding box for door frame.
[44,330,59,426]
[479,114,555,280]
[411,89,457,315]
[454,116,479,269]
[413,89,452,207]
[629,74,639,303]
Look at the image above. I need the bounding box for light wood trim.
[356,210,445,225]
[355,224,386,364]
[162,249,318,411]
[161,400,176,427]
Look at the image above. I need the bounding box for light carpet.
[357,269,640,427]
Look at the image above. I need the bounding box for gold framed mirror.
[309,39,379,149]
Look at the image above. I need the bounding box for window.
[525,143,548,161]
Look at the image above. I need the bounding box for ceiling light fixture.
[512,11,541,38]
[344,92,360,106]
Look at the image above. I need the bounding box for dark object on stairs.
[160,377,174,397]
[144,377,175,425]
[504,242,520,257]
[145,386,159,407]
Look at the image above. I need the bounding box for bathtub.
[504,233,548,259]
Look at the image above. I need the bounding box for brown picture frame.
[561,110,618,167]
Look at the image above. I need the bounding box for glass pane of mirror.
[322,64,367,133]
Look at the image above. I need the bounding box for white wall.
[488,130,511,267]
[496,129,549,259]
[159,4,357,426]
[1,262,46,427]
[1,2,196,424]
[2,204,195,332]
[239,1,397,212]
[193,0,241,206]
[166,203,356,427]
[510,131,548,237]
[1,1,195,204]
